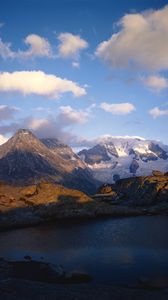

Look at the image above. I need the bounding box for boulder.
[152,170,164,177]
[98,184,113,194]
[20,185,37,197]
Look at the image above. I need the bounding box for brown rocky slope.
[0,172,168,230]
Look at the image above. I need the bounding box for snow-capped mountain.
[78,136,168,183]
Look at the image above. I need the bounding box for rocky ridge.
[0,129,98,194]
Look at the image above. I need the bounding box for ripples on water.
[0,216,168,285]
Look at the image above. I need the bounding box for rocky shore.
[0,173,168,230]
[0,258,168,300]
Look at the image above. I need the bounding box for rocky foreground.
[0,173,168,299]
[0,258,168,300]
[0,172,168,230]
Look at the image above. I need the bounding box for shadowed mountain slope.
[0,129,98,194]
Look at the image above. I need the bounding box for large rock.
[21,185,37,197]
[98,184,113,194]
[115,175,168,206]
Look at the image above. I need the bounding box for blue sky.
[0,0,168,145]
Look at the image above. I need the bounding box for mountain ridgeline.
[78,137,168,183]
[0,129,98,194]
[0,130,168,194]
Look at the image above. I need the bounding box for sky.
[0,0,168,145]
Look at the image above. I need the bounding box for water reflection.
[0,216,168,285]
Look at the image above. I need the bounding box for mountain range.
[78,136,168,183]
[0,130,168,192]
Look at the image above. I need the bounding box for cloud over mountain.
[0,105,93,143]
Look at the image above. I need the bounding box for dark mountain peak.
[78,143,111,165]
[78,142,118,165]
[0,129,98,194]
[13,129,37,142]
[16,129,33,135]
[0,129,49,157]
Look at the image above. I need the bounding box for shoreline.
[0,202,168,231]
[0,258,168,300]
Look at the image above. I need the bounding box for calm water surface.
[0,216,168,285]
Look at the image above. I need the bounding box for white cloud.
[28,118,49,130]
[0,34,53,59]
[141,75,168,91]
[96,5,168,71]
[24,116,78,142]
[0,70,86,98]
[57,32,88,58]
[0,134,7,145]
[149,107,168,118]
[100,102,135,115]
[20,34,53,58]
[72,61,80,68]
[27,106,89,134]
[58,106,89,125]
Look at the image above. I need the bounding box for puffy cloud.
[57,32,88,58]
[20,34,53,58]
[141,75,168,91]
[96,6,168,71]
[149,107,168,118]
[24,116,76,142]
[0,105,93,143]
[58,106,89,125]
[100,102,135,115]
[0,34,53,59]
[0,70,86,98]
[27,105,91,136]
[0,31,87,61]
[0,105,20,120]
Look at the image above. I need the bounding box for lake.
[0,216,168,286]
